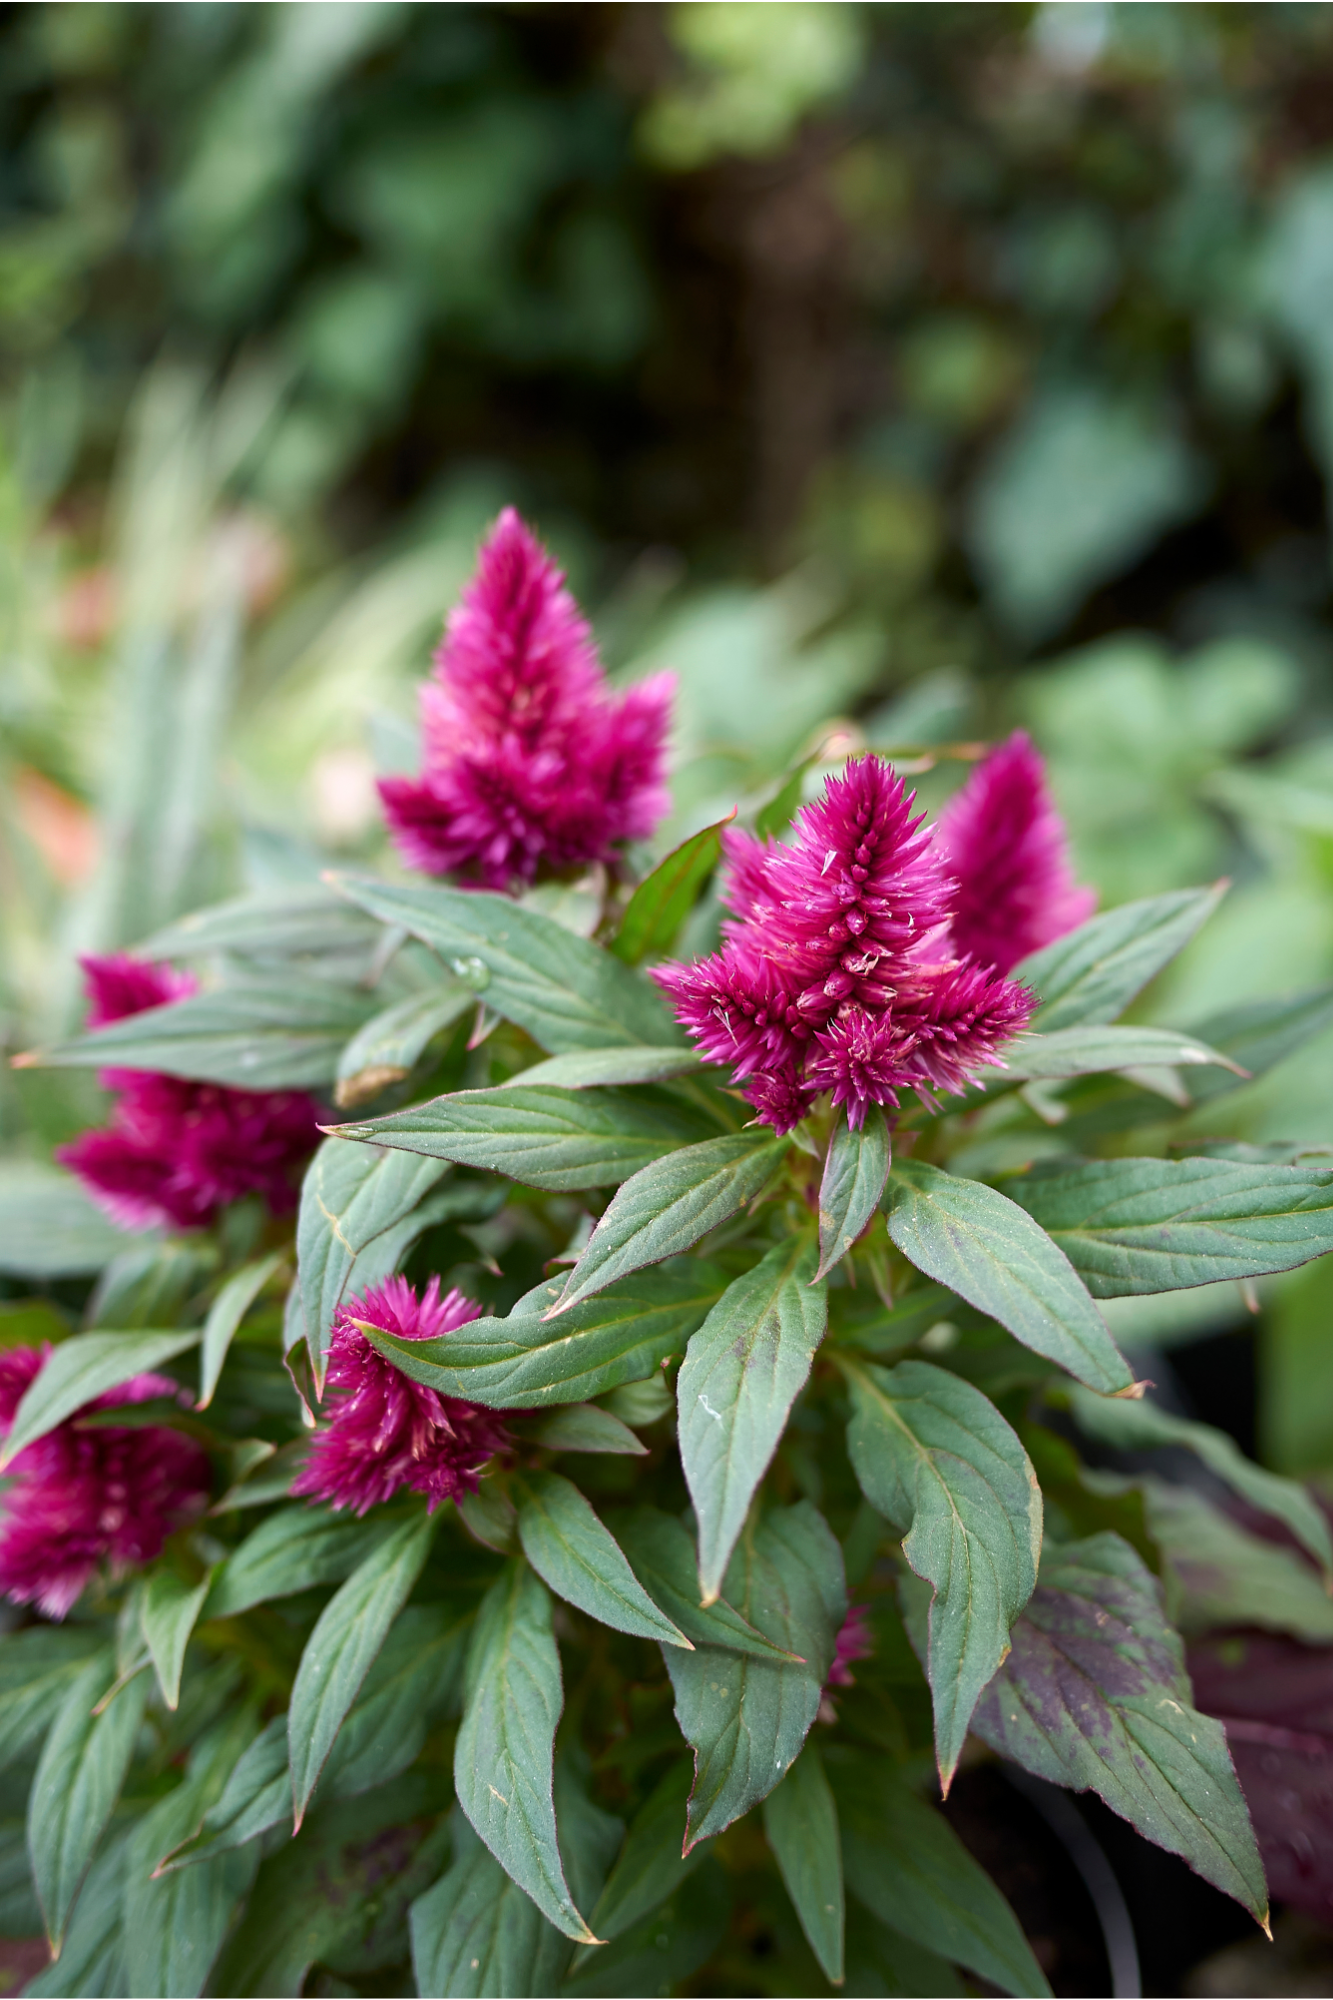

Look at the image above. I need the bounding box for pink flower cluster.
[57,955,320,1233]
[292,1276,513,1516]
[0,1347,209,1618]
[656,753,1039,1131]
[380,509,674,891]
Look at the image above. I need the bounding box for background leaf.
[971,1531,1268,1923]
[510,1048,704,1088]
[334,984,475,1107]
[612,813,732,965]
[410,1812,571,1999]
[885,1158,1133,1393]
[296,1137,448,1362]
[843,1358,1041,1788]
[27,1661,146,1950]
[612,1507,805,1663]
[198,1251,282,1407]
[677,1238,827,1601]
[1015,885,1226,1030]
[140,1569,212,1710]
[0,1329,199,1467]
[0,1169,129,1280]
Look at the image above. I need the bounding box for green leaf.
[360,1262,723,1410]
[612,1507,805,1662]
[0,1329,199,1468]
[678,1239,827,1602]
[25,1816,133,1997]
[202,1506,390,1621]
[0,1627,107,1773]
[28,1660,147,1950]
[971,1532,1268,1924]
[830,1749,1052,1998]
[141,884,382,963]
[124,1777,259,1998]
[665,1503,843,1848]
[1066,1385,1333,1576]
[763,1740,843,1984]
[140,1569,212,1710]
[0,1818,40,1937]
[454,1561,595,1943]
[841,1358,1041,1789]
[525,1403,648,1455]
[335,1085,710,1192]
[1137,1479,1333,1642]
[1005,1024,1243,1082]
[198,1252,283,1408]
[156,1717,291,1872]
[585,1763,711,1944]
[510,1047,705,1088]
[817,1105,892,1280]
[885,1158,1134,1394]
[410,1814,571,1998]
[552,1133,788,1315]
[564,1856,730,1997]
[845,1908,966,1997]
[1184,983,1333,1106]
[28,978,379,1089]
[1009,1155,1333,1295]
[297,1136,449,1363]
[333,985,475,1107]
[332,875,679,1051]
[1016,884,1226,1031]
[288,1511,436,1826]
[323,1604,470,1804]
[612,813,733,965]
[0,1168,129,1279]
[515,1472,691,1647]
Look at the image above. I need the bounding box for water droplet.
[450,955,490,992]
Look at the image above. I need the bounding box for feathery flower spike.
[292,1276,513,1516]
[0,1347,208,1618]
[58,954,320,1232]
[379,508,674,890]
[935,730,1095,973]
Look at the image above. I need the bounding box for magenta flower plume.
[0,1347,209,1619]
[57,954,320,1233]
[379,508,674,891]
[656,754,1033,1132]
[825,1602,874,1693]
[292,1276,513,1517]
[936,731,1095,974]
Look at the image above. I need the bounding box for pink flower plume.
[292,1276,513,1517]
[936,731,1095,974]
[379,509,673,890]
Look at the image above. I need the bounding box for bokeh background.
[6,6,1333,1982]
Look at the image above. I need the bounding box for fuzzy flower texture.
[657,734,1090,1132]
[293,1277,513,1516]
[58,955,319,1233]
[0,1348,209,1618]
[380,508,674,890]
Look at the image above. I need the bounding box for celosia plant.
[7,509,1333,1995]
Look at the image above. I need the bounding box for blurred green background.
[7,0,1333,1482]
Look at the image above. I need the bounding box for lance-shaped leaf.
[817,1106,891,1281]
[202,1506,389,1620]
[763,1741,844,1985]
[885,1158,1134,1394]
[360,1263,723,1410]
[25,1820,133,1998]
[678,1239,827,1602]
[510,1047,704,1089]
[140,884,381,963]
[551,1133,787,1315]
[829,1749,1052,1997]
[585,1762,711,1944]
[524,1403,647,1455]
[612,1507,805,1662]
[322,1603,470,1805]
[334,985,475,1108]
[140,1569,212,1710]
[156,1718,291,1873]
[124,1762,261,2000]
[1066,1385,1333,1577]
[333,875,678,1051]
[971,1532,1268,1924]
[841,1358,1041,1789]
[454,1561,596,1943]
[1010,1155,1333,1296]
[334,1085,709,1192]
[28,1660,147,1951]
[411,1814,571,1999]
[199,1251,282,1408]
[515,1472,692,1647]
[0,1329,199,1468]
[289,1512,437,1826]
[297,1137,449,1363]
[1005,1025,1244,1083]
[1184,983,1333,1106]
[0,1168,128,1280]
[665,1504,843,1849]
[22,978,379,1089]
[0,1628,106,1772]
[1015,883,1225,1031]
[612,813,733,965]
